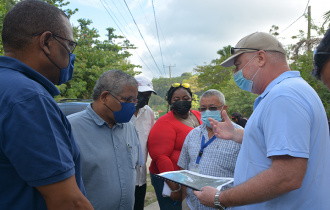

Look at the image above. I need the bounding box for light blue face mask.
[233,54,261,92]
[201,110,222,128]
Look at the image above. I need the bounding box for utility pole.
[164,65,176,85]
[307,6,311,52]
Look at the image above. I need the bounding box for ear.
[257,50,267,67]
[100,91,109,103]
[39,31,52,55]
[223,105,228,111]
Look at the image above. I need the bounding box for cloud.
[69,0,330,78]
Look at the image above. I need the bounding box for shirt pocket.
[126,143,138,169]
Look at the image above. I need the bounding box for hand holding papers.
[155,170,234,191]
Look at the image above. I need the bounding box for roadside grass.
[144,174,157,207]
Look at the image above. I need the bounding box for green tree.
[289,51,330,116]
[43,0,78,18]
[57,19,140,99]
[322,10,330,28]
[193,44,257,117]
[195,45,233,90]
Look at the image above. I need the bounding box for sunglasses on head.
[172,83,190,89]
[231,47,260,55]
[312,49,330,78]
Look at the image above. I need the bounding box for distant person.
[312,27,330,90]
[68,70,143,210]
[194,32,330,209]
[0,1,93,209]
[231,112,248,128]
[178,89,241,210]
[148,83,202,210]
[130,75,157,210]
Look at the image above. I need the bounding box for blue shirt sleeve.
[262,95,310,158]
[3,94,76,186]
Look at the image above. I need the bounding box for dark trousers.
[150,173,182,210]
[134,184,147,210]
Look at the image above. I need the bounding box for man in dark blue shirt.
[0,1,93,209]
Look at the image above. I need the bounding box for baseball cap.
[135,75,157,94]
[221,32,287,67]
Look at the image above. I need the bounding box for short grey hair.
[200,89,225,105]
[92,70,138,100]
[266,51,288,64]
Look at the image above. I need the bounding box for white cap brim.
[138,86,157,94]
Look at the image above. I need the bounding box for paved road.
[145,201,160,210]
[145,155,160,210]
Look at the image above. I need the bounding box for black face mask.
[136,94,150,109]
[171,101,191,115]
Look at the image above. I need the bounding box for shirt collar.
[0,56,60,97]
[136,105,147,118]
[254,71,301,109]
[86,104,123,128]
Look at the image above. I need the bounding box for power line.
[280,0,310,33]
[108,0,133,36]
[152,0,166,76]
[110,0,155,70]
[99,0,156,78]
[123,0,163,77]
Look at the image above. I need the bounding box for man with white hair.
[68,70,143,210]
[194,32,330,209]
[178,89,241,210]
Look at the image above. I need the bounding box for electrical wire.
[123,0,164,77]
[152,0,166,76]
[99,0,156,77]
[280,0,310,33]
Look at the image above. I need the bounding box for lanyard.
[195,135,217,164]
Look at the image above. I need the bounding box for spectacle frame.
[32,32,77,53]
[198,105,224,112]
[108,91,138,104]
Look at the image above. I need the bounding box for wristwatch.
[214,190,226,210]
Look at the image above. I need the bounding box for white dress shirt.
[130,105,155,186]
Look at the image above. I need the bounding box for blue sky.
[67,0,330,80]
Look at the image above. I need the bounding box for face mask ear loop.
[251,67,261,82]
[240,54,258,74]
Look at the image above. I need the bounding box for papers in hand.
[162,182,171,197]
[155,170,234,191]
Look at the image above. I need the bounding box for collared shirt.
[0,56,85,210]
[130,105,155,186]
[68,104,143,210]
[178,123,241,210]
[234,71,330,209]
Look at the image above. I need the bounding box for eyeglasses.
[31,32,77,53]
[198,105,224,112]
[231,47,260,55]
[172,83,190,89]
[312,49,330,79]
[109,91,138,104]
[52,34,77,53]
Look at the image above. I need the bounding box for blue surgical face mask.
[113,102,136,123]
[233,54,261,92]
[201,110,222,128]
[58,53,75,85]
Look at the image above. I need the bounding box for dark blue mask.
[58,53,75,85]
[113,102,136,123]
